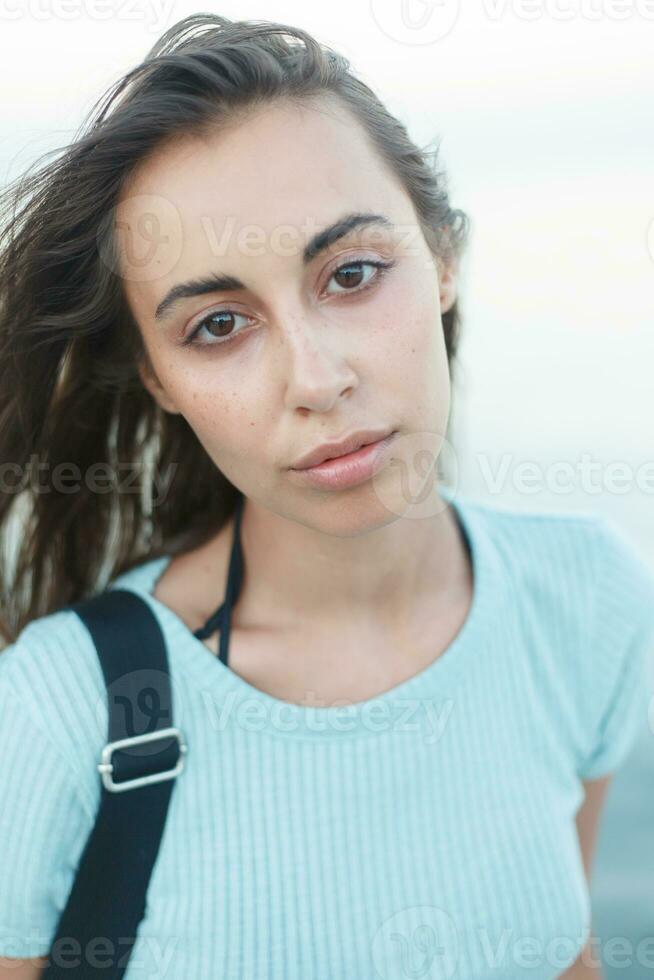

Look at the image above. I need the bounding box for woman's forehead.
[118,101,398,227]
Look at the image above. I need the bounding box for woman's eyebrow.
[153,211,393,322]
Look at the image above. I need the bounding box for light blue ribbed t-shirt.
[2,493,654,979]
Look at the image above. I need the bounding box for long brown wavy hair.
[0,12,470,646]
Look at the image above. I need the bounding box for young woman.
[1,14,653,980]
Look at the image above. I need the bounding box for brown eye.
[202,312,236,339]
[324,258,395,297]
[182,310,251,349]
[333,263,367,289]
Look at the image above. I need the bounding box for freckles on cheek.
[187,388,260,444]
[189,393,234,430]
[392,310,434,362]
[394,314,444,401]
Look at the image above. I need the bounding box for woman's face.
[116,97,457,532]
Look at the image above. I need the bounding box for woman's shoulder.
[0,608,108,810]
[107,553,173,595]
[459,494,654,778]
[462,493,654,674]
[459,491,608,549]
[0,604,104,701]
[0,608,108,958]
[458,493,654,605]
[0,552,175,703]
[0,555,177,791]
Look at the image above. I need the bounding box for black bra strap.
[192,490,245,667]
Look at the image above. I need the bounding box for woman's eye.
[181,257,395,349]
[324,258,394,297]
[181,309,251,348]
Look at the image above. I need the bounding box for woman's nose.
[279,318,359,413]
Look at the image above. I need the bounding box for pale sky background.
[1,3,654,968]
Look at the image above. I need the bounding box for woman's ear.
[438,258,458,315]
[137,356,181,415]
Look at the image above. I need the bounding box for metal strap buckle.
[97,726,188,793]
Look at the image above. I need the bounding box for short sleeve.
[0,666,95,959]
[577,519,654,781]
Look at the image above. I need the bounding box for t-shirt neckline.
[109,488,493,741]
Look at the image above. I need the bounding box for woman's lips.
[288,431,398,490]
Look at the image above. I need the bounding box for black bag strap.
[42,588,187,979]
